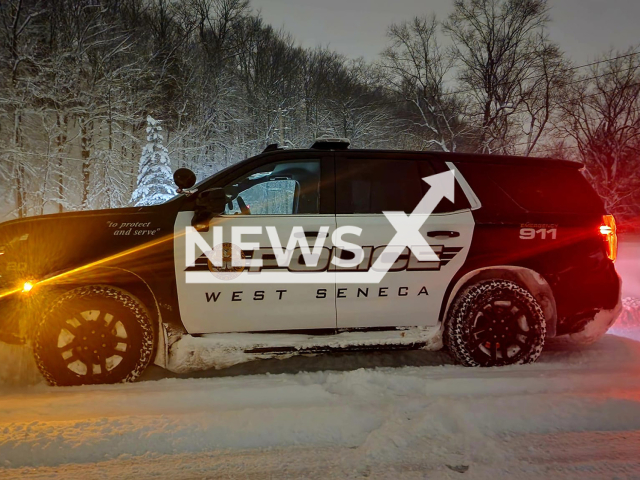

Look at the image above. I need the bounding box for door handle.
[427,231,460,238]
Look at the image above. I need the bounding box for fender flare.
[442,266,558,338]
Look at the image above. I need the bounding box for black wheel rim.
[467,296,536,366]
[54,307,134,380]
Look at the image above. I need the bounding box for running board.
[166,326,443,373]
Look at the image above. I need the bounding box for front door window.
[173,157,336,334]
[224,160,321,216]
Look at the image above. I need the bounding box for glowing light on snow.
[30,232,181,290]
[0,231,181,300]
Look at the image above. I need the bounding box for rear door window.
[336,159,425,214]
[421,161,471,213]
[336,157,470,214]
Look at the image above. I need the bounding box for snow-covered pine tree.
[131,116,176,206]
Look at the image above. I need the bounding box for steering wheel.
[237,195,251,215]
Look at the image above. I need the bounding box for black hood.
[0,201,182,290]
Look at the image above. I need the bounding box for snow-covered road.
[1,334,640,479]
[0,237,638,479]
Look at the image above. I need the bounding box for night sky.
[251,0,640,64]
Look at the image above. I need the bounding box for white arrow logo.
[383,171,456,262]
[342,170,456,284]
[185,169,457,284]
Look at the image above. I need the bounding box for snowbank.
[610,297,640,341]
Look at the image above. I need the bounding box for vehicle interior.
[223,160,321,215]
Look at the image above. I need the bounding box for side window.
[336,159,426,214]
[224,160,320,215]
[474,163,603,214]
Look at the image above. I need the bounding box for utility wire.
[373,60,640,110]
[485,104,640,155]
[381,50,640,101]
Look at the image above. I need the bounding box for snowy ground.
[618,234,640,299]
[0,238,639,479]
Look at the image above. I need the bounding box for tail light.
[600,214,617,262]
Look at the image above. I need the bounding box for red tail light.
[600,214,617,262]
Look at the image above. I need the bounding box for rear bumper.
[552,240,623,335]
[564,273,623,343]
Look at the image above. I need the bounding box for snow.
[617,234,640,298]
[166,327,442,373]
[0,236,639,478]
[1,335,640,478]
[609,234,640,341]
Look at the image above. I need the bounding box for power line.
[374,59,640,110]
[393,50,640,100]
[501,105,640,155]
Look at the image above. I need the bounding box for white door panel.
[174,212,337,333]
[336,211,474,328]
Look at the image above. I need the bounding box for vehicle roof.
[260,148,583,170]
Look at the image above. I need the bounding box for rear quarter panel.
[450,159,619,333]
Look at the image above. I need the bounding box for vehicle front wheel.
[444,279,546,367]
[34,285,154,386]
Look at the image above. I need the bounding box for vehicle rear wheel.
[444,279,546,367]
[34,285,154,386]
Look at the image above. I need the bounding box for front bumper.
[0,284,58,346]
[0,294,29,345]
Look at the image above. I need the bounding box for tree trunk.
[13,108,26,218]
[131,122,137,193]
[57,112,67,213]
[80,117,92,209]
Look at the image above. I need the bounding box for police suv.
[0,139,622,385]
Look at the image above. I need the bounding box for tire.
[444,279,546,367]
[34,285,155,386]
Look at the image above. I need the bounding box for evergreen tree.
[131,116,176,207]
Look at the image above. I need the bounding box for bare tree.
[380,15,469,152]
[557,49,640,218]
[519,33,571,156]
[444,0,557,153]
[1,0,610,218]
[321,60,393,148]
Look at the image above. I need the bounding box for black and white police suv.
[0,139,622,385]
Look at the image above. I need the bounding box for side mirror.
[192,188,227,228]
[174,168,197,191]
